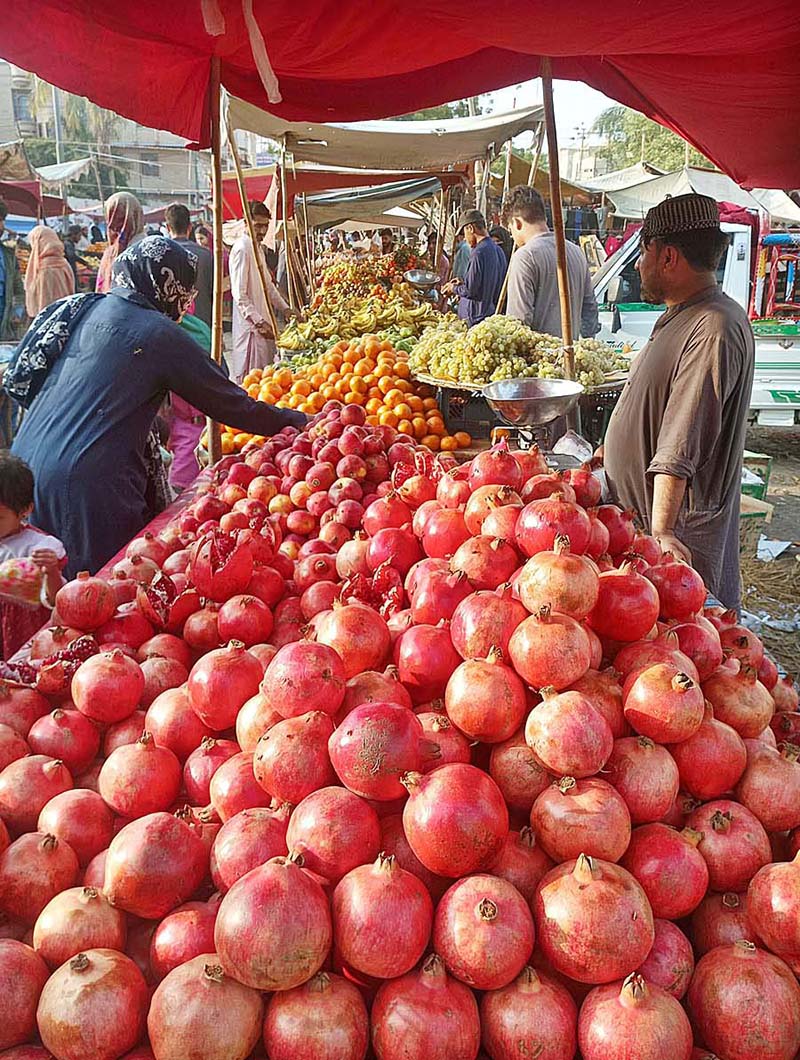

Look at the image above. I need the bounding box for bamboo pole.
[301,192,316,294]
[279,144,301,313]
[225,115,282,345]
[541,58,575,379]
[206,56,224,465]
[527,123,546,187]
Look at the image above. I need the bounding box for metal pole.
[541,58,575,379]
[207,56,224,465]
[51,85,63,165]
[225,115,282,344]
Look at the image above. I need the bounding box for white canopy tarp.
[331,209,426,233]
[583,162,665,193]
[303,176,440,228]
[607,167,800,225]
[36,157,93,185]
[225,93,543,171]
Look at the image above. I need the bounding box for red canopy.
[2,1,799,187]
[0,179,67,218]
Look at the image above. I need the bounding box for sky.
[484,78,615,150]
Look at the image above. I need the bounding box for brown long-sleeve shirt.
[604,286,754,609]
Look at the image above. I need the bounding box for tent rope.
[242,0,282,103]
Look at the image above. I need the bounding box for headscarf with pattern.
[111,236,198,321]
[95,191,145,292]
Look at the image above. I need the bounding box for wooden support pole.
[301,192,316,294]
[279,146,301,313]
[527,123,545,187]
[225,115,282,345]
[207,56,223,465]
[541,58,575,379]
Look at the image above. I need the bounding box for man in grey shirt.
[502,185,599,339]
[166,202,213,327]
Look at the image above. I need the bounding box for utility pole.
[51,84,63,164]
[574,123,587,181]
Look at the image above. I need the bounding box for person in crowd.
[601,193,753,609]
[24,225,75,319]
[327,230,342,253]
[63,225,90,285]
[88,222,104,244]
[441,209,507,325]
[380,228,396,256]
[0,452,66,659]
[451,232,471,280]
[0,200,24,341]
[503,185,599,338]
[229,201,291,383]
[77,226,90,251]
[165,202,213,326]
[95,191,145,292]
[195,225,211,250]
[489,224,514,264]
[164,313,215,493]
[7,236,305,575]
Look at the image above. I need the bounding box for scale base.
[490,425,581,470]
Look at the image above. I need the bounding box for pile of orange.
[221,337,472,454]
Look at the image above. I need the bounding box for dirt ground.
[741,427,800,676]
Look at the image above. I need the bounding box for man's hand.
[255,320,274,339]
[31,548,61,574]
[441,280,457,296]
[653,532,692,564]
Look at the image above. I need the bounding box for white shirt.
[229,234,291,382]
[0,525,66,563]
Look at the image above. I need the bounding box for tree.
[395,98,482,121]
[592,106,709,172]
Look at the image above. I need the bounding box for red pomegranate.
[103,811,206,919]
[525,687,613,778]
[450,535,519,591]
[521,474,576,503]
[639,919,695,999]
[32,885,126,969]
[29,624,82,660]
[613,631,699,683]
[464,484,522,535]
[489,732,551,814]
[147,955,263,1060]
[515,495,591,557]
[54,571,116,631]
[668,702,747,800]
[702,662,775,738]
[747,853,800,962]
[0,939,50,1051]
[691,890,754,956]
[480,965,578,1060]
[393,622,461,704]
[645,558,706,620]
[339,666,412,717]
[261,640,346,718]
[182,737,240,805]
[437,466,471,509]
[434,874,535,990]
[209,805,290,893]
[332,852,433,979]
[98,731,182,818]
[444,649,527,744]
[410,568,471,625]
[578,973,693,1060]
[187,641,262,730]
[148,901,218,981]
[586,509,611,559]
[516,534,600,619]
[371,954,480,1060]
[0,682,49,738]
[688,941,800,1060]
[363,492,413,535]
[214,853,332,989]
[531,776,631,863]
[469,439,524,491]
[686,799,771,892]
[145,685,213,761]
[0,723,28,772]
[719,622,764,668]
[27,709,99,775]
[534,855,655,984]
[450,585,527,660]
[569,668,628,738]
[0,833,79,926]
[623,663,704,743]
[138,654,188,709]
[485,827,554,903]
[71,649,144,724]
[773,675,799,713]
[401,765,508,878]
[562,462,601,507]
[669,618,724,681]
[422,508,471,559]
[315,600,391,678]
[418,713,471,769]
[189,528,253,601]
[286,786,381,883]
[588,564,660,643]
[620,823,709,918]
[37,949,148,1060]
[263,970,368,1060]
[235,691,282,753]
[253,711,336,804]
[736,740,800,832]
[0,755,73,834]
[37,789,113,868]
[508,606,592,690]
[594,505,636,556]
[605,736,680,824]
[182,606,221,651]
[482,503,522,541]
[209,751,272,822]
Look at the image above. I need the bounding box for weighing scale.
[483,377,585,469]
[403,268,441,306]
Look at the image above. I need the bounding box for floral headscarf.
[111,236,198,321]
[96,191,145,292]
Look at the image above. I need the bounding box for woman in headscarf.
[7,236,305,575]
[24,225,75,318]
[95,191,145,293]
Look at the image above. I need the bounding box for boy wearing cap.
[442,209,507,325]
[602,193,755,610]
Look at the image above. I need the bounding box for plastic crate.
[435,385,497,439]
[578,381,625,449]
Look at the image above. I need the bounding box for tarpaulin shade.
[303,177,441,228]
[607,167,800,226]
[0,141,36,182]
[0,180,67,218]
[583,163,666,193]
[36,157,93,185]
[226,95,543,170]
[2,2,799,186]
[221,163,465,220]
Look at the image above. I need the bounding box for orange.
[343,346,359,364]
[412,417,428,440]
[247,384,260,399]
[221,433,235,454]
[384,388,404,408]
[378,376,395,395]
[379,410,399,428]
[440,436,458,451]
[394,361,411,379]
[397,419,414,436]
[365,414,380,426]
[379,339,394,352]
[275,368,293,388]
[354,358,375,375]
[407,394,424,413]
[422,397,439,412]
[344,392,364,405]
[426,419,447,437]
[364,338,381,357]
[363,373,377,387]
[395,379,412,395]
[454,431,472,448]
[328,352,344,368]
[309,373,325,390]
[321,384,337,401]
[291,380,311,397]
[421,434,441,451]
[367,386,383,401]
[350,378,368,395]
[394,402,412,420]
[366,398,383,415]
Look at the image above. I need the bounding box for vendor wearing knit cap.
[602,193,755,610]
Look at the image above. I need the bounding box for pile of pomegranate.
[1,404,799,1060]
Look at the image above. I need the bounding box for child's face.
[0,504,28,539]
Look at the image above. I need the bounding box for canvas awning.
[36,157,93,185]
[303,177,441,228]
[225,94,543,170]
[0,179,67,218]
[331,209,426,233]
[607,167,800,225]
[582,162,665,193]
